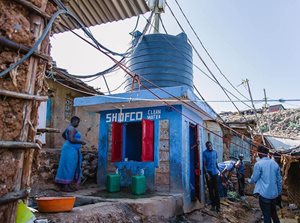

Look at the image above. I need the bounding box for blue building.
[74,32,222,211]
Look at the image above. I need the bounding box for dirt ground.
[173,196,262,223]
[30,183,300,223]
[178,196,300,223]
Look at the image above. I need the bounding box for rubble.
[221,108,300,139]
[31,149,98,193]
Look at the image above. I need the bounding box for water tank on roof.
[124,32,193,91]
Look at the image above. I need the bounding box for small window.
[64,95,74,121]
[111,119,154,162]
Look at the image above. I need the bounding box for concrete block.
[160,129,170,140]
[159,120,169,129]
[155,172,170,185]
[159,139,170,151]
[128,195,183,219]
[156,161,170,173]
[159,151,170,162]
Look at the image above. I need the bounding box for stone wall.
[155,120,170,191]
[0,0,57,221]
[31,149,98,193]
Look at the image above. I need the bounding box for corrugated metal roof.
[265,136,300,151]
[53,0,150,33]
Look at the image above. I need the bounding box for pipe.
[0,36,51,61]
[0,189,30,205]
[0,141,41,150]
[0,89,48,101]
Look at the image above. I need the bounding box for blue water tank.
[124,32,193,91]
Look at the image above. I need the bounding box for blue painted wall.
[98,105,183,191]
[95,102,218,209]
[181,106,206,206]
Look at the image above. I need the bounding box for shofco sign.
[106,109,161,123]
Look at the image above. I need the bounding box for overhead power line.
[196,99,300,103]
[173,0,250,101]
[139,13,254,112]
[165,2,247,113]
[29,0,295,158]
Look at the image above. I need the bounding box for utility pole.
[263,88,268,110]
[245,79,266,145]
[148,0,166,33]
[263,88,272,135]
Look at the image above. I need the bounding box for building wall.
[155,120,171,191]
[229,136,251,162]
[97,105,182,190]
[45,81,99,150]
[203,121,223,162]
[97,104,212,210]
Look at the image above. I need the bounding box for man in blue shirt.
[217,160,236,197]
[203,141,220,212]
[236,154,245,198]
[248,146,282,223]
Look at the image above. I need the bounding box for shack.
[222,120,256,162]
[31,66,102,192]
[38,66,101,149]
[74,32,221,211]
[0,0,149,221]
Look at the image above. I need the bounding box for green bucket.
[107,174,120,193]
[131,175,146,195]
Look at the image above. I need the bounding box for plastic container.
[125,32,193,91]
[131,175,146,195]
[36,196,75,213]
[107,174,120,192]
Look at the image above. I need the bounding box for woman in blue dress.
[55,116,86,192]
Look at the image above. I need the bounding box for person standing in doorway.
[55,116,86,192]
[203,141,220,212]
[248,146,282,223]
[236,154,245,199]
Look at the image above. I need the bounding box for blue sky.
[50,0,300,112]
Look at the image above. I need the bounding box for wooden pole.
[245,79,266,145]
[0,89,48,101]
[20,0,49,195]
[0,141,41,150]
[0,0,51,222]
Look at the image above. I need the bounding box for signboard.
[106,109,161,123]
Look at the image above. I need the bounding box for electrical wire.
[0,0,292,157]
[130,15,140,35]
[172,0,250,101]
[54,11,153,80]
[166,3,247,114]
[138,13,254,112]
[45,0,294,157]
[52,78,97,96]
[0,9,66,78]
[159,15,168,34]
[48,0,259,154]
[52,0,130,57]
[101,79,128,94]
[193,85,206,101]
[164,2,256,137]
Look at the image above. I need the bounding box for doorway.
[189,124,200,201]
